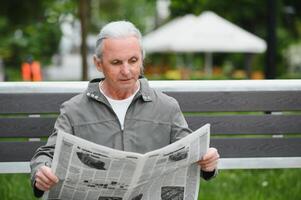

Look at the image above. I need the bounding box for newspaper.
[45,124,210,200]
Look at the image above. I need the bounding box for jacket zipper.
[97,98,124,150]
[96,91,143,151]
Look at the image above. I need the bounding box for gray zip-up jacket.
[30,78,215,197]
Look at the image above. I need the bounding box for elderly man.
[30,21,219,198]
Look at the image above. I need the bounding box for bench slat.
[166,91,301,112]
[0,114,300,137]
[1,91,301,113]
[186,115,301,134]
[0,118,56,137]
[0,141,46,162]
[1,138,301,162]
[212,138,301,158]
[0,93,77,114]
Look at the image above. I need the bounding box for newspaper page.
[45,124,210,200]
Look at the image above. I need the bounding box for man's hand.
[35,165,59,191]
[198,147,219,172]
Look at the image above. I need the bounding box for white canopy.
[143,11,267,74]
[143,11,266,53]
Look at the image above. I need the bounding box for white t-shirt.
[99,84,140,130]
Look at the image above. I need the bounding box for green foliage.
[5,65,22,81]
[0,0,76,68]
[0,0,45,26]
[0,0,154,71]
[91,0,156,34]
[2,22,62,67]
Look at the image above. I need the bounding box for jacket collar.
[86,76,153,102]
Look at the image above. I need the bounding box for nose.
[120,62,130,76]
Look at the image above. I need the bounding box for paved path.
[44,54,103,81]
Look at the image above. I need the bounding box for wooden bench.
[0,80,301,173]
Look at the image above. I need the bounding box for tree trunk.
[266,0,277,79]
[79,0,90,81]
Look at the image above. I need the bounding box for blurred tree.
[79,0,90,80]
[90,0,156,34]
[0,0,156,80]
[0,0,78,68]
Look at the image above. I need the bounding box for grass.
[0,169,300,200]
[199,169,301,200]
[0,173,34,200]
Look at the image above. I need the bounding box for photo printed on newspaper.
[44,124,210,200]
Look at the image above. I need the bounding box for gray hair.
[95,21,145,59]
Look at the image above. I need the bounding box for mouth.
[119,78,132,82]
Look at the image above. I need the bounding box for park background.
[0,0,300,199]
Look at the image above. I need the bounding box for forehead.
[102,36,141,59]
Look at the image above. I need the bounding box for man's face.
[95,36,142,92]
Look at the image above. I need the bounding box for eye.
[129,57,138,64]
[111,60,122,65]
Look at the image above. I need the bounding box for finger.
[35,168,58,187]
[199,152,220,165]
[198,156,219,169]
[204,159,218,168]
[200,160,218,172]
[202,148,218,160]
[201,148,219,160]
[36,175,57,189]
[35,180,51,191]
[35,171,54,186]
[199,156,219,166]
[40,166,59,184]
[199,159,218,168]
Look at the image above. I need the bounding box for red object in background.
[21,61,42,81]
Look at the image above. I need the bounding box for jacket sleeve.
[30,103,73,197]
[170,99,218,181]
[201,169,218,180]
[170,99,192,143]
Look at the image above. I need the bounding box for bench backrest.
[0,80,301,170]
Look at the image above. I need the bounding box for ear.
[93,55,103,72]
